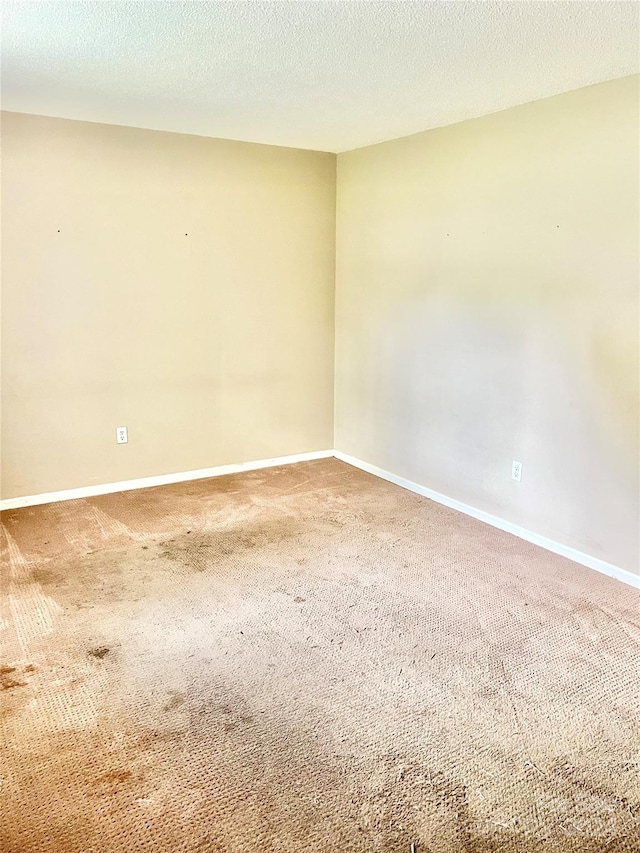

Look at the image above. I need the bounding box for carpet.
[1,458,638,852]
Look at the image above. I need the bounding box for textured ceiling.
[2,1,638,152]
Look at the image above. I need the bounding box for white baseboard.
[0,450,334,511]
[2,447,636,589]
[334,451,639,589]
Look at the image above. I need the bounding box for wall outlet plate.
[116,426,128,444]
[512,460,522,482]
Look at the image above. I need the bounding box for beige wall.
[2,79,638,574]
[1,112,336,498]
[335,76,639,574]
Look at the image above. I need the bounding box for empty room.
[1,2,638,851]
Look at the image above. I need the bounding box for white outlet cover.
[512,460,522,482]
[116,426,128,444]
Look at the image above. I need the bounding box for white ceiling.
[2,1,638,153]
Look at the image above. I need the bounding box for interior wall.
[3,79,638,575]
[335,75,639,575]
[1,112,336,499]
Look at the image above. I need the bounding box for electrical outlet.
[116,426,128,444]
[512,460,522,482]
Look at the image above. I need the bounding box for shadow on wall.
[378,288,638,571]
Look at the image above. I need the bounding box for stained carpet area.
[1,458,638,852]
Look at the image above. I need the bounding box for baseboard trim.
[0,450,334,511]
[334,451,639,589]
[3,447,636,588]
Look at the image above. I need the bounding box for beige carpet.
[1,458,638,852]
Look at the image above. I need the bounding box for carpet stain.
[1,677,26,690]
[551,760,639,813]
[96,770,132,785]
[88,647,110,660]
[157,516,310,574]
[1,663,37,691]
[162,691,185,712]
